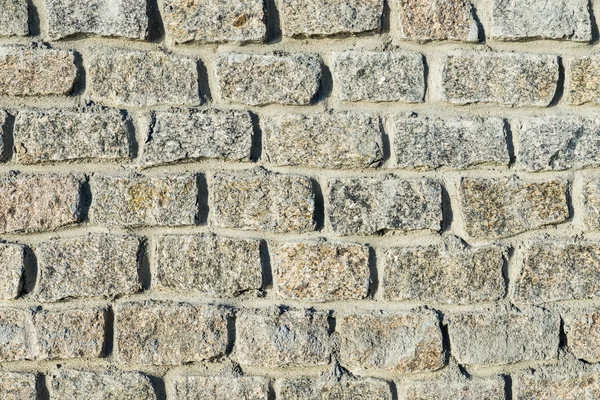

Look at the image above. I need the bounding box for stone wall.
[0,0,598,398]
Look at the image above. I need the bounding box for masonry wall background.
[1,0,600,398]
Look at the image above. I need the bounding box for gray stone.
[0,0,28,37]
[338,310,444,373]
[0,308,35,361]
[569,56,600,105]
[0,243,25,300]
[280,0,383,37]
[564,308,600,362]
[442,51,558,106]
[91,174,198,227]
[491,0,591,42]
[383,235,506,304]
[459,177,569,239]
[87,49,200,107]
[392,115,509,170]
[513,242,600,303]
[36,234,141,302]
[583,181,600,229]
[398,0,478,42]
[155,234,262,296]
[333,51,425,102]
[142,109,253,166]
[272,241,370,301]
[0,110,7,158]
[14,107,130,164]
[0,372,36,400]
[328,176,442,236]
[211,168,315,233]
[116,301,229,365]
[216,53,321,106]
[448,305,559,365]
[33,308,106,360]
[50,369,156,399]
[0,173,84,233]
[0,46,76,96]
[163,0,266,44]
[263,111,383,169]
[236,307,332,367]
[172,375,270,400]
[276,376,392,399]
[43,0,148,40]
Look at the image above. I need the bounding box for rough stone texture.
[442,51,558,106]
[513,242,600,304]
[0,46,76,96]
[517,115,600,171]
[91,174,197,227]
[155,234,262,296]
[142,109,253,166]
[459,177,569,239]
[277,376,392,399]
[0,243,25,300]
[236,307,332,367]
[0,372,37,400]
[271,241,370,301]
[514,361,600,399]
[564,308,600,362]
[580,181,600,229]
[116,301,229,365]
[0,0,28,37]
[0,110,7,158]
[448,305,559,365]
[0,173,84,233]
[215,53,321,106]
[50,369,156,399]
[280,0,383,37]
[328,176,441,236]
[0,308,35,361]
[263,111,383,169]
[211,168,315,233]
[33,308,106,360]
[43,0,148,40]
[569,56,600,105]
[393,115,508,170]
[338,310,444,373]
[172,375,270,400]
[36,234,141,302]
[491,0,591,42]
[383,235,506,304]
[333,51,425,102]
[87,49,200,107]
[398,0,479,42]
[163,0,266,44]
[14,107,131,164]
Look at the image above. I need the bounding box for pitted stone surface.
[0,110,7,158]
[0,243,25,300]
[579,181,600,229]
[276,376,392,399]
[0,308,35,361]
[0,0,28,37]
[0,372,36,400]
[569,56,600,105]
[50,369,156,399]
[172,375,271,400]
[564,308,600,362]
[514,362,600,399]
[402,368,505,400]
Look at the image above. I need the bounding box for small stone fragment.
[328,176,441,236]
[0,372,37,400]
[277,376,392,399]
[50,369,156,399]
[216,53,321,106]
[564,308,600,362]
[0,308,35,361]
[0,110,7,159]
[569,56,600,105]
[0,0,28,37]
[0,243,25,300]
[172,375,270,400]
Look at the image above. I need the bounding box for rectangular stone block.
[272,241,370,301]
[0,46,76,96]
[402,370,505,400]
[33,308,105,360]
[116,301,229,365]
[338,310,444,373]
[564,309,600,362]
[333,51,425,102]
[236,308,332,367]
[50,369,156,399]
[43,0,147,40]
[0,372,37,400]
[442,51,558,106]
[172,375,270,400]
[459,177,569,239]
[211,168,315,233]
[0,243,25,300]
[448,305,559,365]
[515,363,600,399]
[263,111,383,169]
[0,173,84,233]
[0,0,28,37]
[280,0,383,37]
[87,49,199,107]
[36,234,141,302]
[91,174,197,227]
[569,56,600,105]
[155,234,262,296]
[142,109,253,166]
[277,377,392,399]
[513,242,600,304]
[383,235,506,304]
[14,107,131,164]
[584,181,600,229]
[398,0,479,42]
[0,308,35,361]
[216,53,321,106]
[491,0,591,42]
[328,176,441,236]
[392,115,509,170]
[163,0,266,44]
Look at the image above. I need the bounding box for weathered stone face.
[0,308,35,361]
[276,376,392,399]
[564,309,600,362]
[0,372,37,400]
[514,362,600,399]
[172,375,271,400]
[0,243,25,300]
[0,0,28,37]
[50,370,156,399]
[569,56,600,105]
[583,181,600,229]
